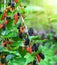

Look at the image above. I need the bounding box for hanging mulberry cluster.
[0,0,45,65]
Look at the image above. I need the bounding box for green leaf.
[6,54,14,62]
[8,58,26,65]
[24,53,34,65]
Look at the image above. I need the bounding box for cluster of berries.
[0,1,46,65]
[2,39,12,50]
[17,24,45,65]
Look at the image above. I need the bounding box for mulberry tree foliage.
[0,0,57,65]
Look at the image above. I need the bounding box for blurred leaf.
[25,6,44,13]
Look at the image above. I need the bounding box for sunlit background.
[24,0,57,30]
